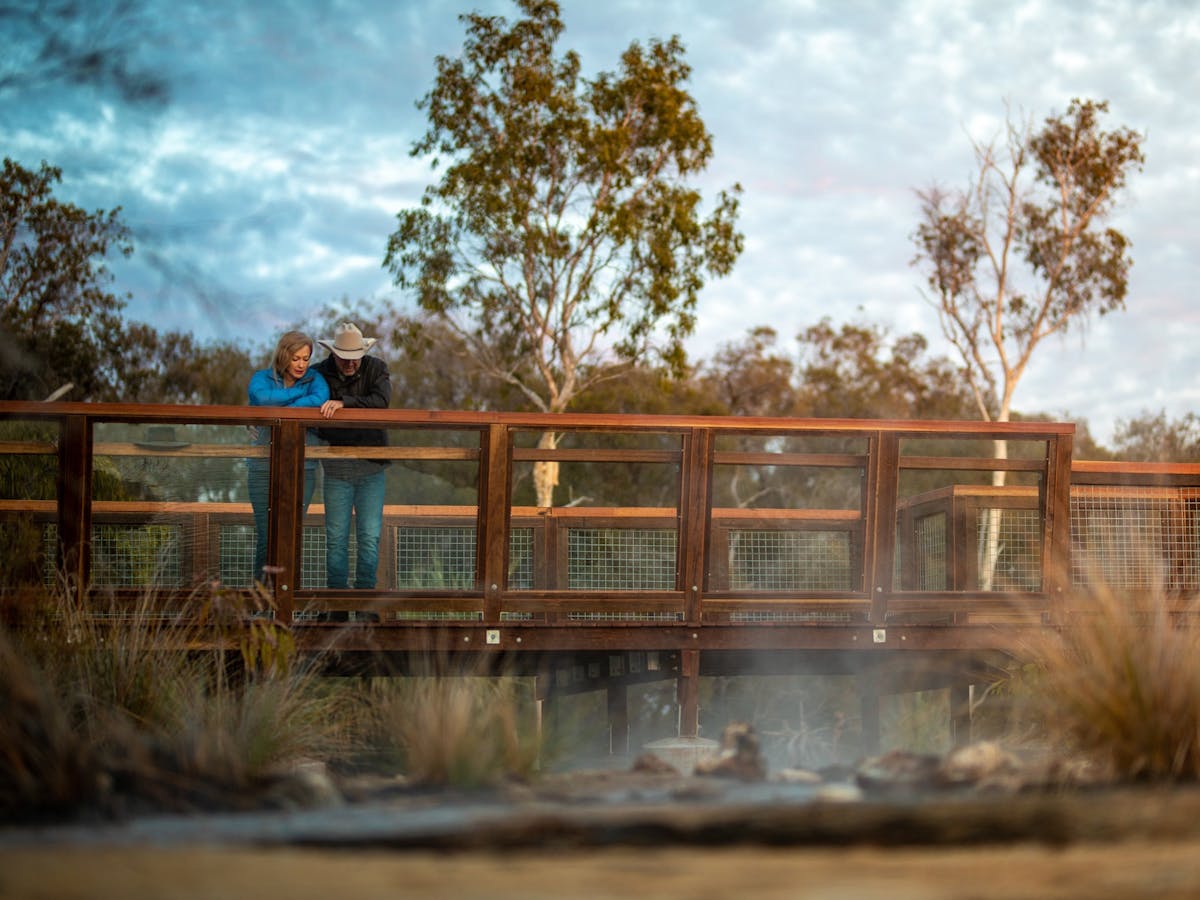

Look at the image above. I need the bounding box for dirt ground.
[7,776,1200,899]
[4,840,1200,900]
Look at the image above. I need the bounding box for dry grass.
[1,578,550,821]
[0,579,339,820]
[1024,580,1200,782]
[352,673,542,788]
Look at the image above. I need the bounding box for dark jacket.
[314,355,392,477]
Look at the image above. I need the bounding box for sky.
[3,0,1199,445]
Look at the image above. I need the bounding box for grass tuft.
[1027,580,1200,782]
[355,673,542,788]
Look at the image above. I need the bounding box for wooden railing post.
[866,432,900,625]
[479,423,511,622]
[270,420,307,622]
[678,648,700,738]
[679,427,714,625]
[1043,430,1075,625]
[57,414,92,595]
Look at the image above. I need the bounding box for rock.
[855,749,943,795]
[775,767,823,785]
[262,763,343,810]
[631,752,680,775]
[937,741,1023,790]
[813,782,864,803]
[694,722,767,781]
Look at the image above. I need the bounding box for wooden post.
[271,420,307,623]
[677,648,700,738]
[478,424,511,622]
[866,432,900,625]
[534,672,552,763]
[1043,431,1075,626]
[950,681,972,748]
[56,414,92,595]
[607,682,629,758]
[679,427,714,625]
[860,668,881,756]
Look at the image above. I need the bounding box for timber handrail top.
[0,400,1077,437]
[1073,459,1200,476]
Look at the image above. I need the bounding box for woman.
[246,331,329,585]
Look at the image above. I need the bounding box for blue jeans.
[323,466,386,589]
[248,458,317,585]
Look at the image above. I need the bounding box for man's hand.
[320,399,345,418]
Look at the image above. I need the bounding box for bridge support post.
[860,670,881,756]
[534,673,551,764]
[607,683,629,757]
[678,649,700,738]
[950,682,972,747]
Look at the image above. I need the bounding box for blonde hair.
[271,331,314,382]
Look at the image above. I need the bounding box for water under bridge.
[3,401,1198,755]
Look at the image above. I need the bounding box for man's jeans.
[247,458,317,585]
[323,467,386,589]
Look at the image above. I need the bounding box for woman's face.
[286,346,312,382]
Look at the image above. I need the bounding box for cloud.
[2,0,1197,445]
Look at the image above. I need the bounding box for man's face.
[335,355,361,377]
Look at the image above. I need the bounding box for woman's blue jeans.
[322,467,386,589]
[247,458,317,585]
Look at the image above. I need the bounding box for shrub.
[1028,582,1200,782]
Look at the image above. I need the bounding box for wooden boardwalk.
[3,401,1199,751]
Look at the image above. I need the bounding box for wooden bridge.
[3,401,1199,755]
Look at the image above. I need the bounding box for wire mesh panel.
[912,512,948,591]
[90,523,184,588]
[727,529,854,591]
[975,507,1042,591]
[218,523,329,588]
[508,527,534,589]
[728,609,854,623]
[219,524,255,587]
[395,525,476,589]
[567,527,677,590]
[46,523,185,589]
[300,526,335,589]
[1070,492,1200,591]
[567,610,683,622]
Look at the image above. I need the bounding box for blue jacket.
[248,367,329,446]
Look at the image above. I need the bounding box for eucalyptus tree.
[911,98,1144,430]
[1112,411,1200,463]
[0,157,133,401]
[385,0,743,504]
[912,99,1143,588]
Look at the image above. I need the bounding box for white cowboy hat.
[318,322,377,360]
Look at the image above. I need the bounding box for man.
[316,322,392,589]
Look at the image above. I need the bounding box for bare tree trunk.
[533,431,559,508]
[978,437,1008,591]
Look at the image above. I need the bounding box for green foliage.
[0,157,247,404]
[911,99,1145,424]
[385,0,742,415]
[1111,410,1200,462]
[0,157,133,401]
[699,326,798,418]
[121,324,254,405]
[794,319,979,421]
